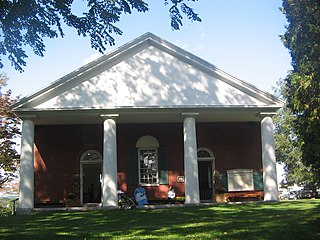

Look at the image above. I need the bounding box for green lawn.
[0,200,319,240]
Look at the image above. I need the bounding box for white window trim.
[138,147,159,186]
[197,147,215,161]
[197,147,215,189]
[80,150,102,204]
[80,150,103,163]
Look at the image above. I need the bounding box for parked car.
[300,189,315,199]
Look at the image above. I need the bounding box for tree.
[281,1,320,177]
[273,80,317,189]
[0,73,20,186]
[0,0,201,72]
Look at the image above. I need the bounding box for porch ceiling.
[17,106,277,125]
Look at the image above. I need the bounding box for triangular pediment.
[13,33,282,111]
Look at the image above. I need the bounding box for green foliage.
[0,0,201,72]
[0,198,18,217]
[281,0,320,178]
[0,203,11,217]
[0,73,20,186]
[274,79,318,188]
[274,107,314,187]
[1,201,319,239]
[164,0,201,30]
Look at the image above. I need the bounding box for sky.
[2,0,292,98]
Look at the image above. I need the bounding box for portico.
[13,33,282,211]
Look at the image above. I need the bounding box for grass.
[0,200,319,240]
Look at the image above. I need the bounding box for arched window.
[197,148,214,161]
[80,150,102,163]
[136,135,160,185]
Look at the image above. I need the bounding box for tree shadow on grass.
[1,200,319,240]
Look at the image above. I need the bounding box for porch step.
[83,203,102,208]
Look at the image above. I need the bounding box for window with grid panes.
[138,148,158,185]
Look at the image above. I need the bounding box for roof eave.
[11,32,283,110]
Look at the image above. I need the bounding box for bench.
[225,191,264,202]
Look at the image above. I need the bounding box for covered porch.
[17,107,278,212]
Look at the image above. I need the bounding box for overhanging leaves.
[0,0,201,72]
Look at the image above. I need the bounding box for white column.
[183,114,200,204]
[261,116,279,201]
[18,119,35,212]
[102,116,118,208]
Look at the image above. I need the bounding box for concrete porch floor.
[31,200,264,213]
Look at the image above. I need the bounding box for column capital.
[100,114,119,119]
[257,112,277,119]
[20,114,38,121]
[181,112,199,118]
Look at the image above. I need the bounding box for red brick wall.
[197,122,262,171]
[34,122,262,205]
[34,125,103,204]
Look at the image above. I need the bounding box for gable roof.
[12,33,282,124]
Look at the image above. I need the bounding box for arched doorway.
[80,150,102,204]
[197,148,215,201]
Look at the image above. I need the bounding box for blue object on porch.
[134,185,148,206]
